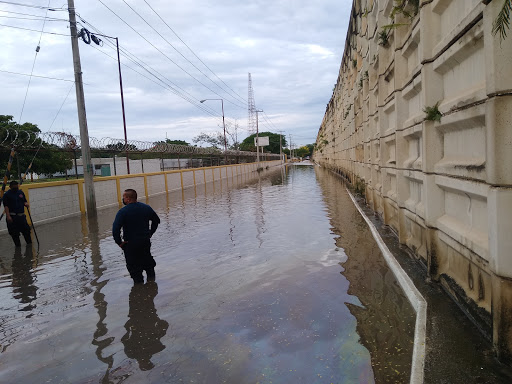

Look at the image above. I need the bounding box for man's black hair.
[9,180,19,187]
[124,189,137,200]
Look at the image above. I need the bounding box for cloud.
[0,0,351,147]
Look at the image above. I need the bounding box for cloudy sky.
[0,0,351,148]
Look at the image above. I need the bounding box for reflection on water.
[0,165,415,383]
[122,282,169,371]
[11,246,38,311]
[316,167,415,383]
[88,217,115,382]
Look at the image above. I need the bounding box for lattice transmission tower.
[247,73,257,134]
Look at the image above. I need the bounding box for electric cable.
[0,1,57,10]
[87,42,223,121]
[0,8,60,17]
[0,14,68,22]
[124,0,247,108]
[0,22,69,35]
[48,82,75,131]
[142,0,247,104]
[96,0,246,111]
[17,0,51,125]
[76,15,246,128]
[262,112,279,131]
[0,69,75,82]
[88,37,221,118]
[77,17,230,123]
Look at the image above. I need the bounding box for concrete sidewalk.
[352,193,512,384]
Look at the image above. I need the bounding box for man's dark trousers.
[122,239,156,284]
[7,214,32,247]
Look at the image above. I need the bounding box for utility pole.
[279,133,282,163]
[255,109,263,166]
[200,99,227,164]
[68,0,97,219]
[278,131,284,164]
[289,134,292,162]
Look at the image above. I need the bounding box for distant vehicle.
[305,156,310,160]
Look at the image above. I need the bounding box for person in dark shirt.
[2,181,32,247]
[112,189,160,284]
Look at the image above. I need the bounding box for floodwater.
[0,165,415,383]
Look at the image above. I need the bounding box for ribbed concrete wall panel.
[314,0,512,363]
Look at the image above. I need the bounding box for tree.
[225,121,241,150]
[493,0,512,42]
[239,132,287,154]
[0,115,72,178]
[295,146,311,158]
[167,139,189,146]
[105,142,138,152]
[154,139,190,146]
[193,132,224,149]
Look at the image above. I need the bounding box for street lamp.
[200,99,227,162]
[255,109,263,165]
[87,32,130,174]
[115,37,130,174]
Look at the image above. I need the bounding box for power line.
[96,0,245,111]
[262,112,279,131]
[0,69,76,82]
[142,0,248,105]
[85,35,239,128]
[88,42,219,118]
[77,17,227,123]
[0,1,58,9]
[0,22,69,35]
[77,11,244,129]
[0,8,50,16]
[0,14,67,22]
[48,82,75,130]
[18,0,51,125]
[120,0,246,109]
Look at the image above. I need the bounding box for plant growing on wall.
[344,104,352,120]
[352,59,358,68]
[380,0,419,35]
[378,30,389,46]
[423,102,442,122]
[493,0,512,42]
[390,0,419,20]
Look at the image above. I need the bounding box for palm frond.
[492,0,512,42]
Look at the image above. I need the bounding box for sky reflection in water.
[0,165,414,383]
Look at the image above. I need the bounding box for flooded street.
[0,165,415,383]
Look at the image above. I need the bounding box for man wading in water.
[113,189,160,284]
[3,181,32,247]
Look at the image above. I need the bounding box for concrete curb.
[346,189,427,384]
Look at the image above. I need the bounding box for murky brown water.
[0,165,414,383]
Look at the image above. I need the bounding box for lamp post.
[115,37,130,174]
[200,99,227,163]
[255,109,263,165]
[92,33,130,174]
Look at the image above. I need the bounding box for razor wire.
[0,128,279,158]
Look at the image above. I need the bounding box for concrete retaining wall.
[314,0,512,364]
